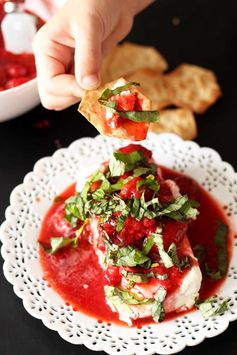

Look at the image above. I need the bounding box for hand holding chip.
[33,0,155,110]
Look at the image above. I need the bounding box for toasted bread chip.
[103,42,168,82]
[165,64,222,114]
[79,78,152,141]
[150,108,197,140]
[126,69,172,110]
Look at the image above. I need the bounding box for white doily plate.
[1,133,237,355]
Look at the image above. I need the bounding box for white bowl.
[0,77,40,122]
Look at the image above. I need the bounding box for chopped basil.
[115,206,130,232]
[179,255,193,270]
[153,234,174,268]
[104,286,134,317]
[193,244,206,263]
[99,82,140,101]
[152,287,167,322]
[92,178,111,200]
[143,229,161,255]
[214,220,228,277]
[130,198,141,218]
[136,174,160,192]
[99,100,118,111]
[143,228,173,268]
[104,286,152,318]
[115,246,151,268]
[40,219,88,254]
[89,169,105,183]
[64,194,86,226]
[133,167,154,177]
[196,297,229,318]
[159,196,199,220]
[103,237,151,269]
[121,270,154,284]
[114,150,147,172]
[110,177,132,192]
[168,243,192,271]
[105,286,152,305]
[118,110,159,123]
[195,221,228,280]
[109,155,126,177]
[40,237,73,254]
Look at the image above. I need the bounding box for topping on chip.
[149,108,197,140]
[102,42,168,83]
[78,78,159,141]
[126,69,171,110]
[165,64,222,114]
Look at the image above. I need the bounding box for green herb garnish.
[196,297,229,318]
[194,220,228,280]
[152,287,167,322]
[104,286,152,318]
[40,219,88,254]
[168,243,192,271]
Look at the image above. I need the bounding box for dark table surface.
[1,0,237,354]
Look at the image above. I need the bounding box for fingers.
[41,95,80,111]
[33,28,82,110]
[73,15,103,90]
[37,74,82,110]
[102,10,133,56]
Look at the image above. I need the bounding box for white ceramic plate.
[1,133,237,355]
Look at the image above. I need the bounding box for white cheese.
[112,79,126,90]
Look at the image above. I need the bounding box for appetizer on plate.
[39,144,230,326]
[79,79,159,141]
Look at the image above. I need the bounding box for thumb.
[73,18,103,90]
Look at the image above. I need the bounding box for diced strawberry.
[120,171,132,180]
[110,93,136,111]
[133,98,143,111]
[5,63,28,79]
[105,266,122,285]
[119,177,143,199]
[101,219,116,236]
[118,215,156,246]
[90,180,102,192]
[118,144,152,160]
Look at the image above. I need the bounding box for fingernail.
[81,74,100,89]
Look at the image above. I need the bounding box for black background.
[1,0,237,354]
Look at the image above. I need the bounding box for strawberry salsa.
[0,5,43,91]
[39,144,230,326]
[98,81,159,141]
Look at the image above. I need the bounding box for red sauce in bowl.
[38,167,232,327]
[0,4,44,91]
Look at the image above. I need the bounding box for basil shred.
[98,81,159,123]
[41,145,231,322]
[194,220,228,280]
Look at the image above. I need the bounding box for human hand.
[33,0,154,110]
